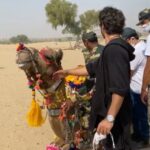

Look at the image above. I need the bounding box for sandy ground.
[0,42,148,150]
[0,42,84,150]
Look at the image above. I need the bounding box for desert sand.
[0,42,84,150]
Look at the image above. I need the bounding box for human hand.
[141,89,148,105]
[53,70,68,80]
[97,119,114,135]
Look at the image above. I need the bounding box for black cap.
[82,31,97,41]
[137,8,150,26]
[122,27,138,40]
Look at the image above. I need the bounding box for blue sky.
[0,0,150,39]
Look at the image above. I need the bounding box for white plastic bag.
[92,132,115,150]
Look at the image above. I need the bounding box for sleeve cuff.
[109,88,129,96]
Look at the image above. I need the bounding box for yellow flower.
[65,75,86,85]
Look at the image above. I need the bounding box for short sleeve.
[105,45,130,96]
[86,58,99,78]
[145,35,150,56]
[130,51,142,71]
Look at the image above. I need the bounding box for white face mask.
[128,38,135,47]
[142,22,150,32]
[131,44,135,48]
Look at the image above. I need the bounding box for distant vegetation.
[0,34,31,44]
[0,36,77,45]
[0,40,10,44]
[45,0,99,37]
[9,34,30,44]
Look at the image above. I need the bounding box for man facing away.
[53,7,135,149]
[69,31,104,149]
[81,31,103,64]
[80,31,104,94]
[122,27,149,148]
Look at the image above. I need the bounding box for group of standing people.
[53,7,150,150]
[122,8,150,149]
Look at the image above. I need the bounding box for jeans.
[130,91,149,140]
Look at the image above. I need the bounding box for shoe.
[137,139,150,149]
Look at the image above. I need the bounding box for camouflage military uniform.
[79,44,103,95]
[66,32,104,150]
[69,45,103,150]
[82,45,103,64]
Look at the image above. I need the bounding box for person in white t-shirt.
[122,27,149,148]
[137,8,150,103]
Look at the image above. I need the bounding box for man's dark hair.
[99,7,125,35]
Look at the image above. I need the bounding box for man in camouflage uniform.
[71,32,104,149]
[64,32,104,150]
[82,31,104,64]
[79,31,104,94]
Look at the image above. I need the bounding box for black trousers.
[103,123,132,150]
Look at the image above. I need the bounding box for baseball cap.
[137,8,150,26]
[122,27,138,40]
[82,31,97,41]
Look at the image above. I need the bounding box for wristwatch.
[106,115,115,123]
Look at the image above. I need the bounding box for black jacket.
[86,38,135,130]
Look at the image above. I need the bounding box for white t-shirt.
[130,41,147,94]
[145,34,150,56]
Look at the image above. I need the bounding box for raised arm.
[53,66,88,80]
[53,58,99,80]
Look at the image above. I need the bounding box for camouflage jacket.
[77,45,103,95]
[82,45,103,64]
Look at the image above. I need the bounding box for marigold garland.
[65,75,86,89]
